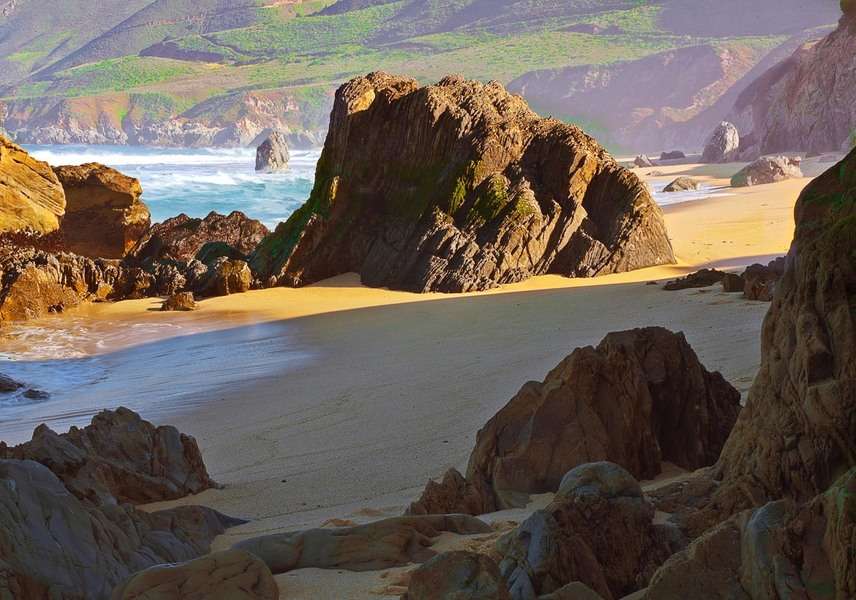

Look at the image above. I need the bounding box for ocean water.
[26,145,321,228]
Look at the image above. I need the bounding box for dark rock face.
[54,163,150,258]
[2,406,215,505]
[727,11,856,157]
[701,121,740,163]
[251,72,675,293]
[659,151,686,161]
[741,257,785,301]
[663,268,726,290]
[0,410,241,599]
[403,551,510,600]
[133,211,269,264]
[497,462,679,600]
[730,155,803,187]
[409,327,740,515]
[0,134,66,234]
[233,515,490,575]
[255,131,290,172]
[161,291,196,311]
[662,176,700,192]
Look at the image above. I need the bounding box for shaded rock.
[497,462,679,600]
[539,583,604,600]
[0,134,66,234]
[0,373,23,392]
[659,151,685,161]
[250,72,675,293]
[741,257,785,301]
[54,163,150,258]
[663,268,726,290]
[255,131,290,172]
[403,551,510,600]
[410,327,740,515]
[161,291,196,312]
[133,211,268,264]
[702,122,740,163]
[111,549,278,600]
[234,514,491,574]
[662,177,700,192]
[634,155,656,168]
[0,458,240,600]
[721,272,745,293]
[730,155,803,187]
[205,258,252,296]
[3,406,215,505]
[22,388,49,400]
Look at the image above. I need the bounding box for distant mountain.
[0,0,843,149]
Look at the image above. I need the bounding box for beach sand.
[0,163,815,598]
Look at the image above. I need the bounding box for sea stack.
[255,132,290,172]
[251,72,675,292]
[701,122,740,163]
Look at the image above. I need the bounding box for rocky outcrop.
[701,121,740,163]
[205,258,252,296]
[403,551,510,600]
[634,155,656,168]
[0,134,65,233]
[255,131,290,172]
[409,327,740,515]
[659,151,686,161]
[741,256,785,301]
[663,268,727,290]
[251,72,675,293]
[133,211,268,264]
[0,411,242,599]
[730,155,803,187]
[1,407,215,505]
[497,463,680,600]
[54,163,150,258]
[662,177,700,192]
[234,515,491,575]
[111,550,278,600]
[726,9,856,157]
[161,291,196,311]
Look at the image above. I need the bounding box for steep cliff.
[251,73,674,293]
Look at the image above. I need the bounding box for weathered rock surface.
[251,72,675,293]
[539,583,604,600]
[497,462,680,600]
[111,549,278,600]
[234,515,491,574]
[663,268,727,290]
[659,151,686,161]
[403,551,510,600]
[206,258,252,296]
[255,131,290,172]
[54,163,150,258]
[161,291,196,312]
[646,468,855,599]
[730,155,803,187]
[701,121,740,163]
[634,155,656,168]
[1,407,215,505]
[727,9,856,156]
[741,257,785,301]
[133,211,269,264]
[662,176,700,192]
[409,327,740,515]
[0,411,241,600]
[0,134,66,233]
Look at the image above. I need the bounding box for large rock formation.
[54,163,150,258]
[497,462,680,600]
[403,551,510,600]
[727,8,856,156]
[701,121,740,163]
[730,155,803,187]
[409,327,740,515]
[251,72,675,293]
[0,410,242,599]
[255,131,290,172]
[0,134,66,233]
[133,211,269,264]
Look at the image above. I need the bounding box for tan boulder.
[54,163,150,258]
[0,134,66,233]
[403,551,510,600]
[111,550,278,600]
[161,292,196,312]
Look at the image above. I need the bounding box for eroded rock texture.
[251,72,674,292]
[0,134,65,233]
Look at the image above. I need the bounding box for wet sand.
[0,162,816,598]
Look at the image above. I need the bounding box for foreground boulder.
[662,177,700,192]
[161,291,197,311]
[741,256,785,301]
[251,72,675,292]
[133,211,269,264]
[111,549,278,600]
[730,156,803,187]
[0,134,66,234]
[54,163,151,258]
[403,551,510,600]
[234,515,490,574]
[255,131,290,172]
[497,463,680,599]
[701,122,740,163]
[659,151,685,161]
[409,327,740,515]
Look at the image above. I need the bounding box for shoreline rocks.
[251,72,675,293]
[701,121,740,163]
[730,155,803,187]
[662,176,700,192]
[255,131,290,172]
[0,134,66,234]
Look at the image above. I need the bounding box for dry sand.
[0,162,816,598]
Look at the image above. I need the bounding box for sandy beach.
[0,162,817,598]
